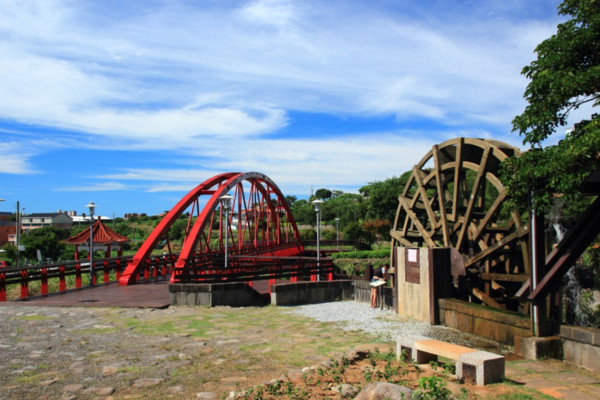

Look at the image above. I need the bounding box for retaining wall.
[270,280,354,306]
[439,298,531,344]
[561,325,600,370]
[169,283,267,307]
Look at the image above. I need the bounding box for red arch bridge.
[0,172,348,304]
[119,171,333,287]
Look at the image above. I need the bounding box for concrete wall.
[561,325,600,370]
[270,280,354,306]
[169,283,267,307]
[395,247,452,324]
[439,298,531,344]
[396,247,430,322]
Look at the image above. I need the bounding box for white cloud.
[0,0,561,145]
[56,182,129,192]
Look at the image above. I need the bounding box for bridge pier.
[169,283,268,307]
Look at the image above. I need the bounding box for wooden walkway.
[2,278,274,308]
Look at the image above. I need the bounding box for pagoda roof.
[65,219,130,245]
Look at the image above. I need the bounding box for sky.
[0,0,571,218]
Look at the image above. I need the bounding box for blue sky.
[0,0,575,217]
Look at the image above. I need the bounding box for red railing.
[0,254,175,301]
[0,241,350,301]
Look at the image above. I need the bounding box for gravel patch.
[287,300,509,352]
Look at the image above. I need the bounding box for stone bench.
[397,335,504,386]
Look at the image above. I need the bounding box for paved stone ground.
[504,358,600,400]
[1,303,599,399]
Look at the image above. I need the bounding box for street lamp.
[86,202,96,286]
[16,202,24,268]
[335,217,340,249]
[221,194,233,269]
[312,199,323,281]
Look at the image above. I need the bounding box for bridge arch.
[119,172,303,285]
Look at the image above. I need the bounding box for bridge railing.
[176,254,335,285]
[0,254,175,301]
[302,239,370,250]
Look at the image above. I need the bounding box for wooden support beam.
[472,287,504,309]
[457,147,490,250]
[433,145,450,247]
[481,273,530,282]
[464,226,528,267]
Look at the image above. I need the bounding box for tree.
[503,0,600,212]
[21,226,69,263]
[359,173,411,223]
[363,219,392,244]
[314,188,332,200]
[285,195,297,207]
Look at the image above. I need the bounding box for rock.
[102,365,120,375]
[196,391,217,399]
[40,378,59,386]
[62,383,84,392]
[168,385,185,393]
[332,383,359,398]
[354,382,414,400]
[165,359,193,369]
[286,368,304,383]
[216,339,241,346]
[346,346,371,361]
[132,377,164,388]
[97,387,116,396]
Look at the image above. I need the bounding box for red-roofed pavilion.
[65,218,130,260]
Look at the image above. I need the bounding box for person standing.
[370,264,387,308]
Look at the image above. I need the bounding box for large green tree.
[359,172,411,223]
[503,0,600,212]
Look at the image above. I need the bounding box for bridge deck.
[1,278,273,308]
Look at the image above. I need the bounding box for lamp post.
[335,217,340,249]
[16,201,24,268]
[86,202,96,286]
[312,199,323,281]
[221,195,233,269]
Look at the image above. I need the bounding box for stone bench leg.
[457,351,505,386]
[396,335,433,363]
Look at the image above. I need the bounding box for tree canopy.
[503,0,600,212]
[359,172,410,222]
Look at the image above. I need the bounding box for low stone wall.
[270,280,354,306]
[561,325,600,370]
[354,280,395,310]
[169,283,267,307]
[439,298,531,344]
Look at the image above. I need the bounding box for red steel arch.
[118,172,303,285]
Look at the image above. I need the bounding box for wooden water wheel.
[390,138,530,309]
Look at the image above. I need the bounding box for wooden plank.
[412,165,438,233]
[415,339,476,361]
[464,226,528,267]
[457,146,490,250]
[433,145,450,247]
[390,229,415,247]
[481,273,530,282]
[451,138,464,222]
[472,287,503,309]
[472,192,506,242]
[398,196,436,247]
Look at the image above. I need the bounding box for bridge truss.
[118,172,310,286]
